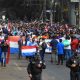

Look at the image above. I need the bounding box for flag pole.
[6,36,10,64]
[79,1,80,29]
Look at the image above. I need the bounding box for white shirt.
[64,39,71,50]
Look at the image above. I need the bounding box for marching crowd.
[0,20,80,80]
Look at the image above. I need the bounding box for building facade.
[70,0,79,27]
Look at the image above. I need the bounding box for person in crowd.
[27,37,38,55]
[57,39,64,65]
[25,34,31,46]
[63,35,72,60]
[1,35,9,67]
[27,38,38,47]
[39,38,47,61]
[27,55,46,80]
[2,27,8,35]
[18,35,23,59]
[71,36,79,55]
[77,42,80,54]
[50,35,58,62]
[0,30,4,62]
[66,54,80,80]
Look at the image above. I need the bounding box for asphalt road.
[0,54,70,80]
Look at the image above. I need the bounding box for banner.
[45,45,52,53]
[45,39,52,53]
[71,0,79,2]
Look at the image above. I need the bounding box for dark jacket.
[66,55,80,72]
[18,38,23,48]
[50,39,58,50]
[41,42,47,51]
[1,40,9,52]
[27,60,46,75]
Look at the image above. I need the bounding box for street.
[0,0,80,80]
[0,54,70,80]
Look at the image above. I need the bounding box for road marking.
[14,63,22,71]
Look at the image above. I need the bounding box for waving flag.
[8,20,12,32]
[9,36,20,54]
[21,46,36,57]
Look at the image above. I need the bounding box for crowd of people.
[0,20,80,80]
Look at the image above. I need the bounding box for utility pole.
[79,1,80,29]
[43,0,46,22]
[50,0,54,26]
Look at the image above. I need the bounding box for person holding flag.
[39,38,47,61]
[18,35,23,59]
[27,37,39,55]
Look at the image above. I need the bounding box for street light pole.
[79,1,80,29]
[50,0,54,26]
[43,0,46,22]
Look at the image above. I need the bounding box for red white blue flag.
[9,36,20,54]
[21,46,36,57]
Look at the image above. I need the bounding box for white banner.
[71,0,79,2]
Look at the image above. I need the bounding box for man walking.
[66,54,80,80]
[27,55,46,80]
[57,39,64,65]
[50,36,58,62]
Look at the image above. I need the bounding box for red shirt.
[71,39,79,51]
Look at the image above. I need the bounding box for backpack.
[41,42,47,49]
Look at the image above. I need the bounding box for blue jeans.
[1,52,7,66]
[40,50,45,61]
[0,48,2,62]
[70,71,80,80]
[65,49,72,60]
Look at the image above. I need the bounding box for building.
[70,0,79,27]
[55,0,79,26]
